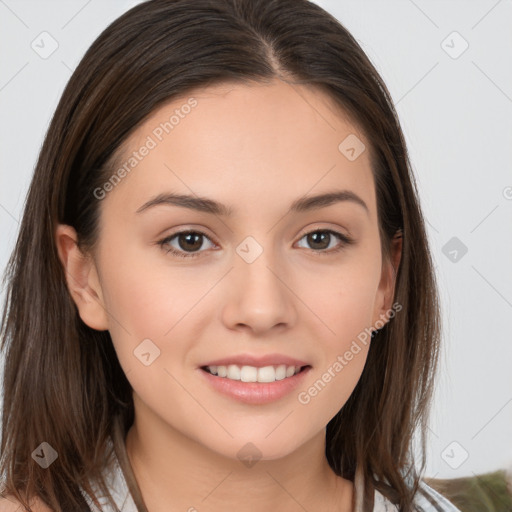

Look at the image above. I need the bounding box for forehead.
[103,79,376,219]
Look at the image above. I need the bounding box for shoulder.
[413,480,462,511]
[374,480,461,511]
[0,495,53,512]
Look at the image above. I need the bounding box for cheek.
[300,256,381,345]
[328,283,378,345]
[98,241,205,337]
[293,257,378,415]
[297,344,370,427]
[97,242,223,383]
[296,288,373,425]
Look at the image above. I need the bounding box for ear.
[55,224,109,331]
[372,230,402,329]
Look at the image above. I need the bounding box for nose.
[221,249,298,335]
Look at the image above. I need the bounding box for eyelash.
[157,228,354,259]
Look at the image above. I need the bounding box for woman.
[0,0,460,510]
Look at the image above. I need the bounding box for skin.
[56,78,401,512]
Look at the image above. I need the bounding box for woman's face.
[65,79,399,461]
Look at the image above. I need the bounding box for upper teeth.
[207,364,302,383]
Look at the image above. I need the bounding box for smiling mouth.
[201,364,311,383]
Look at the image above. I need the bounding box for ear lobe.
[55,224,109,331]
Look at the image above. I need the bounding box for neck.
[124,395,354,511]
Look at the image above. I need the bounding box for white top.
[79,443,461,512]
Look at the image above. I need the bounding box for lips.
[200,353,310,368]
[198,363,312,405]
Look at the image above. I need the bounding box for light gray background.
[1,0,511,480]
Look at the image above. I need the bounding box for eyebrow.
[135,189,369,216]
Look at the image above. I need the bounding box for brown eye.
[296,229,354,255]
[176,232,203,252]
[159,230,215,258]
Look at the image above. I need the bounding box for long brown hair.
[0,0,441,510]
